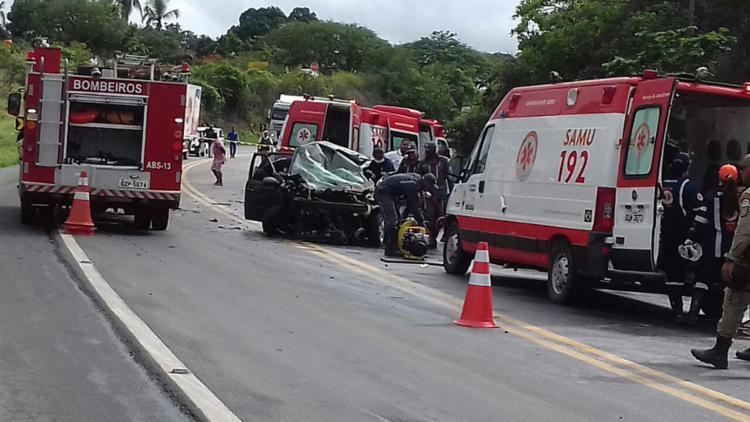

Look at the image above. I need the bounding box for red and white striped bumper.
[21,182,180,202]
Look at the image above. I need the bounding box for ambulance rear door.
[611,77,677,272]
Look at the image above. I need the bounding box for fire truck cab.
[279,97,444,158]
[12,47,200,230]
[444,71,750,304]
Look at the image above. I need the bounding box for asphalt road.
[0,167,189,421]
[56,147,750,421]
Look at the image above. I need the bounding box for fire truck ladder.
[37,65,65,167]
[113,53,158,80]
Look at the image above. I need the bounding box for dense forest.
[1,0,750,153]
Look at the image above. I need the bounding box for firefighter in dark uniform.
[397,145,420,173]
[418,142,450,248]
[660,153,705,317]
[692,155,750,369]
[681,164,739,325]
[375,173,437,257]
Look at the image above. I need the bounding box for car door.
[610,77,677,272]
[244,153,283,221]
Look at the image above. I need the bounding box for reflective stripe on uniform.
[695,282,709,291]
[714,196,722,258]
[665,281,685,286]
[695,216,710,224]
[678,179,689,217]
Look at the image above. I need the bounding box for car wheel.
[547,240,582,304]
[262,206,283,236]
[443,222,470,275]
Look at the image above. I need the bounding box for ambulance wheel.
[443,222,471,275]
[134,209,152,230]
[151,209,170,231]
[548,241,581,304]
[20,201,35,225]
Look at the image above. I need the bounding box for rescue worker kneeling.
[691,155,750,369]
[679,164,739,325]
[660,153,704,317]
[375,173,437,257]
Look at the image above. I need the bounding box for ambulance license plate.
[118,178,149,190]
[624,210,644,223]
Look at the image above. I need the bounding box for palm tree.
[142,0,179,30]
[115,0,142,21]
[0,1,7,30]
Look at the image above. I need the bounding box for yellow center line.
[181,158,750,421]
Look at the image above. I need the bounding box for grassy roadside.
[0,114,18,168]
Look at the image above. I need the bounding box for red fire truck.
[10,47,201,230]
[278,96,446,157]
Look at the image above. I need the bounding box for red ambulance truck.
[11,47,201,230]
[278,96,445,157]
[444,71,750,304]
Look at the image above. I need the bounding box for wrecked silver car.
[244,141,382,246]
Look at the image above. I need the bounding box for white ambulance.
[444,71,750,303]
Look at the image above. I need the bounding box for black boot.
[668,291,684,317]
[736,347,750,361]
[383,227,400,258]
[691,335,732,369]
[679,289,706,326]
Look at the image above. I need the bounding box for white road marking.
[56,230,242,422]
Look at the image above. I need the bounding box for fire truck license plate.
[118,178,149,190]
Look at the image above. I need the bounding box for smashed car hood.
[290,142,374,192]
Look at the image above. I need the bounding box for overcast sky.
[170,0,522,53]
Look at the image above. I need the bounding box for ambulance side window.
[624,107,661,177]
[471,125,496,176]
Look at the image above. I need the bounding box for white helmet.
[678,241,703,262]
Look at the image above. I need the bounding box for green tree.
[232,6,287,42]
[114,0,141,20]
[267,21,389,72]
[8,0,128,56]
[142,0,179,30]
[288,7,317,23]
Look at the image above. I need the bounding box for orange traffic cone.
[64,171,95,236]
[455,242,497,328]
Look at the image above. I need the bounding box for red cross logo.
[296,128,312,143]
[516,131,538,182]
[633,123,650,155]
[520,142,535,170]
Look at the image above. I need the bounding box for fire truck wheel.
[20,202,35,225]
[37,206,54,227]
[134,210,152,230]
[151,209,170,231]
[443,222,471,275]
[547,240,581,304]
